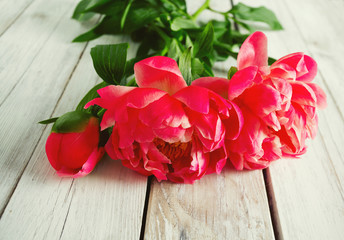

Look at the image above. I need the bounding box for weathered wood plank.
[0,32,148,239]
[144,170,274,240]
[0,0,35,36]
[0,0,96,104]
[0,0,89,214]
[235,0,344,239]
[60,157,147,240]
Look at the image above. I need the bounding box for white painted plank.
[0,0,89,213]
[0,24,147,238]
[60,156,147,240]
[144,170,274,240]
[0,0,34,35]
[0,0,96,104]
[235,0,344,239]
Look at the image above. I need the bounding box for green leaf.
[185,34,194,55]
[161,0,186,12]
[268,57,277,65]
[72,16,117,42]
[82,0,124,15]
[212,20,230,40]
[227,66,238,79]
[230,3,283,30]
[76,82,108,112]
[168,39,182,60]
[73,3,160,42]
[179,47,192,85]
[191,58,204,79]
[90,43,128,84]
[120,0,134,30]
[72,0,97,21]
[171,17,198,31]
[193,22,214,58]
[52,111,95,133]
[38,117,58,125]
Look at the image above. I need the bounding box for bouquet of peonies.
[43,31,326,183]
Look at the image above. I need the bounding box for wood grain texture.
[0,33,148,239]
[0,0,34,36]
[60,157,147,240]
[235,0,344,239]
[144,169,274,240]
[0,0,90,214]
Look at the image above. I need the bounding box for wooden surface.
[0,0,343,239]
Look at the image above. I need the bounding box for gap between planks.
[140,176,153,240]
[263,168,283,240]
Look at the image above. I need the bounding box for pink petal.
[262,136,282,161]
[228,66,262,100]
[46,133,63,171]
[139,95,190,129]
[244,155,271,170]
[133,121,156,143]
[134,56,187,95]
[228,151,244,170]
[121,159,152,177]
[270,62,297,81]
[291,82,317,106]
[228,108,267,156]
[223,101,244,140]
[237,31,268,70]
[173,86,210,114]
[153,127,187,143]
[143,154,168,181]
[190,137,209,176]
[297,55,317,82]
[206,146,227,174]
[85,85,135,130]
[272,53,317,82]
[126,88,167,109]
[105,128,124,160]
[307,83,327,109]
[191,77,229,98]
[57,147,105,178]
[242,84,282,119]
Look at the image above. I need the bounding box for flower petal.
[307,83,327,109]
[57,147,105,178]
[228,66,262,100]
[242,84,282,123]
[272,53,317,82]
[134,56,187,95]
[139,95,190,129]
[174,86,210,114]
[85,85,135,130]
[237,31,268,70]
[191,77,229,98]
[291,82,317,107]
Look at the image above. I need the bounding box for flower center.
[154,139,192,162]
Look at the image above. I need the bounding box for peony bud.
[45,111,104,178]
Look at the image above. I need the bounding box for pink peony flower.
[46,111,105,178]
[86,56,242,183]
[194,31,326,170]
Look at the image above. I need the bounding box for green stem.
[97,108,106,118]
[207,7,227,16]
[191,0,210,21]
